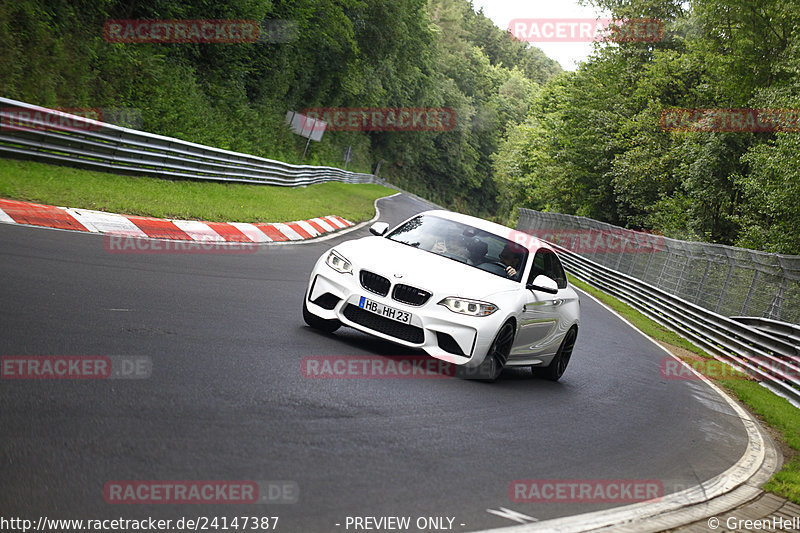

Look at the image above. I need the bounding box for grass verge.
[0,158,396,223]
[569,276,800,504]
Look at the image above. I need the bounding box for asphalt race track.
[0,194,750,531]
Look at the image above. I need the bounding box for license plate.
[358,296,412,324]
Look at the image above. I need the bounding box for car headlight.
[438,297,498,316]
[325,250,353,274]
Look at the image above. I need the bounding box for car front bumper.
[305,260,506,368]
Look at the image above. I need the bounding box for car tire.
[533,326,577,381]
[302,298,341,334]
[480,320,515,381]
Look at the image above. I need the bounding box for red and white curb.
[0,198,353,243]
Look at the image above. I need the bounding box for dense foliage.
[3,0,797,253]
[0,0,559,218]
[494,0,800,254]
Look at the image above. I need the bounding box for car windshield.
[386,214,527,281]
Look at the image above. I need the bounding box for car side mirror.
[527,275,558,294]
[369,222,389,236]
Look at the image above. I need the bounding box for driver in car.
[499,244,524,279]
[466,238,488,265]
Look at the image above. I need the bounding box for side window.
[527,249,568,290]
[547,252,568,289]
[527,250,547,285]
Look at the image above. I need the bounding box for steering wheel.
[476,261,510,276]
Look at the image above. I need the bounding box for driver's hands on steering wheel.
[505,265,517,277]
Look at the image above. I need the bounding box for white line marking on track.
[486,508,538,524]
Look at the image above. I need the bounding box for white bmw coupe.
[303,210,580,380]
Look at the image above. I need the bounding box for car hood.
[335,236,519,300]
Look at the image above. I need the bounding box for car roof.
[417,209,549,254]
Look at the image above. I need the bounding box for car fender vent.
[436,331,467,357]
[312,292,341,310]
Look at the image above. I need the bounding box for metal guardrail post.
[695,258,711,305]
[716,260,735,314]
[742,270,760,316]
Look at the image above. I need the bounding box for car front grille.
[343,304,425,344]
[359,270,390,296]
[392,284,432,306]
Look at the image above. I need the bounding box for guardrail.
[516,211,800,404]
[0,97,379,187]
[731,316,800,347]
[516,208,800,324]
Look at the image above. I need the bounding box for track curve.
[0,194,752,531]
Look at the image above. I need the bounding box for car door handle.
[524,299,561,311]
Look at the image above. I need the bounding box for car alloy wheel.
[482,321,515,381]
[534,326,577,381]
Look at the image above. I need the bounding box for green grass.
[722,378,800,502]
[0,158,395,223]
[569,275,800,504]
[569,277,707,357]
